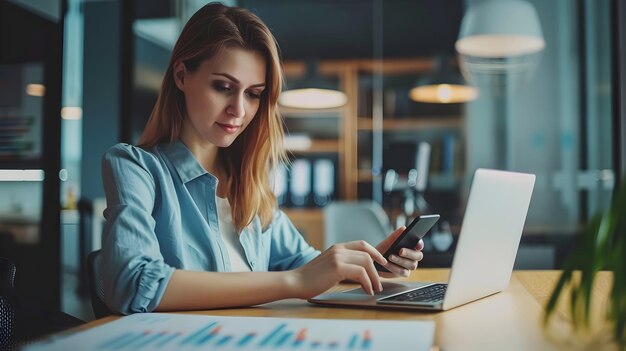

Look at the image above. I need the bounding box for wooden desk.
[81,269,615,350]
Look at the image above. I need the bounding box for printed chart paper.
[26,313,435,351]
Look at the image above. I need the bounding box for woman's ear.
[173,61,186,91]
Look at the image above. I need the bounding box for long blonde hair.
[138,3,286,232]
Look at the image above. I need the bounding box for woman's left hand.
[375,226,425,278]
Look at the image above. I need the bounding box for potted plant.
[544,177,626,346]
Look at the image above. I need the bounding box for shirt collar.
[159,139,214,184]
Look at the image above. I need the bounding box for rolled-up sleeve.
[267,210,320,271]
[101,145,175,315]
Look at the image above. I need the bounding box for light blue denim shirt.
[100,140,320,315]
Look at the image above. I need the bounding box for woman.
[101,3,425,315]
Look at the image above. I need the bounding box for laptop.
[308,168,536,311]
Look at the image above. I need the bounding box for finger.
[398,248,424,262]
[378,271,397,279]
[342,264,374,295]
[389,254,418,270]
[382,261,410,277]
[343,240,387,266]
[415,239,425,251]
[341,250,383,292]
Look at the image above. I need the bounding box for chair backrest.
[87,250,114,318]
[323,200,392,249]
[0,257,16,293]
[1,257,84,349]
[0,257,17,350]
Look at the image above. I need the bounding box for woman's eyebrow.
[213,72,265,88]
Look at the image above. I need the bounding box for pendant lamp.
[409,55,478,104]
[279,62,347,109]
[455,0,545,170]
[455,0,545,80]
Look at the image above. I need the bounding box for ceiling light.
[280,88,347,109]
[61,106,83,120]
[279,62,347,109]
[26,84,45,97]
[456,0,544,58]
[409,56,478,104]
[455,0,545,80]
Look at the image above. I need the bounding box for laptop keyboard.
[379,283,447,304]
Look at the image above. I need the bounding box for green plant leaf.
[544,270,571,324]
[545,176,626,347]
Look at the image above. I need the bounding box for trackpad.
[345,281,422,297]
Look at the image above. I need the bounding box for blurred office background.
[0,0,624,322]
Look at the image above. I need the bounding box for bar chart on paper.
[26,313,435,351]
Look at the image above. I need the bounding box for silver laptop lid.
[442,169,535,310]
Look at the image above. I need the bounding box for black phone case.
[375,214,440,273]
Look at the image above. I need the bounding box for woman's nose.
[226,94,245,118]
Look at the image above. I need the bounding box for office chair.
[323,200,393,249]
[87,250,114,319]
[0,257,84,350]
[0,257,17,350]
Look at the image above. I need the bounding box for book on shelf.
[429,133,463,188]
[442,133,456,174]
[290,159,311,207]
[270,162,288,206]
[271,157,337,208]
[313,159,334,207]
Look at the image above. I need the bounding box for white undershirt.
[215,197,252,272]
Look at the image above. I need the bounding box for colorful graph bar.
[348,334,359,349]
[98,319,377,350]
[310,341,322,349]
[196,325,223,345]
[179,322,218,346]
[292,328,307,347]
[274,331,293,347]
[215,335,233,346]
[154,332,181,348]
[33,313,438,351]
[98,331,135,349]
[134,331,169,348]
[103,331,153,349]
[258,323,287,347]
[362,330,372,349]
[237,333,256,347]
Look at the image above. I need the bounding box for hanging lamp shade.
[456,0,545,58]
[455,0,545,83]
[279,62,347,109]
[409,55,478,104]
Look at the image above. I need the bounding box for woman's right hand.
[290,241,388,299]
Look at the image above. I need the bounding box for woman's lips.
[216,122,240,134]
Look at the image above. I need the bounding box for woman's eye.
[246,90,262,99]
[212,82,232,92]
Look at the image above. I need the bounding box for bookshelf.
[286,140,340,154]
[356,116,461,131]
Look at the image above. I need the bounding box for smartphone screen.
[375,214,440,273]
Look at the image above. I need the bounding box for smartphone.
[375,214,440,273]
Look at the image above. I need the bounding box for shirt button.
[249,261,255,267]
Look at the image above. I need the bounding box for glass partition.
[124,0,615,268]
[0,0,63,309]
